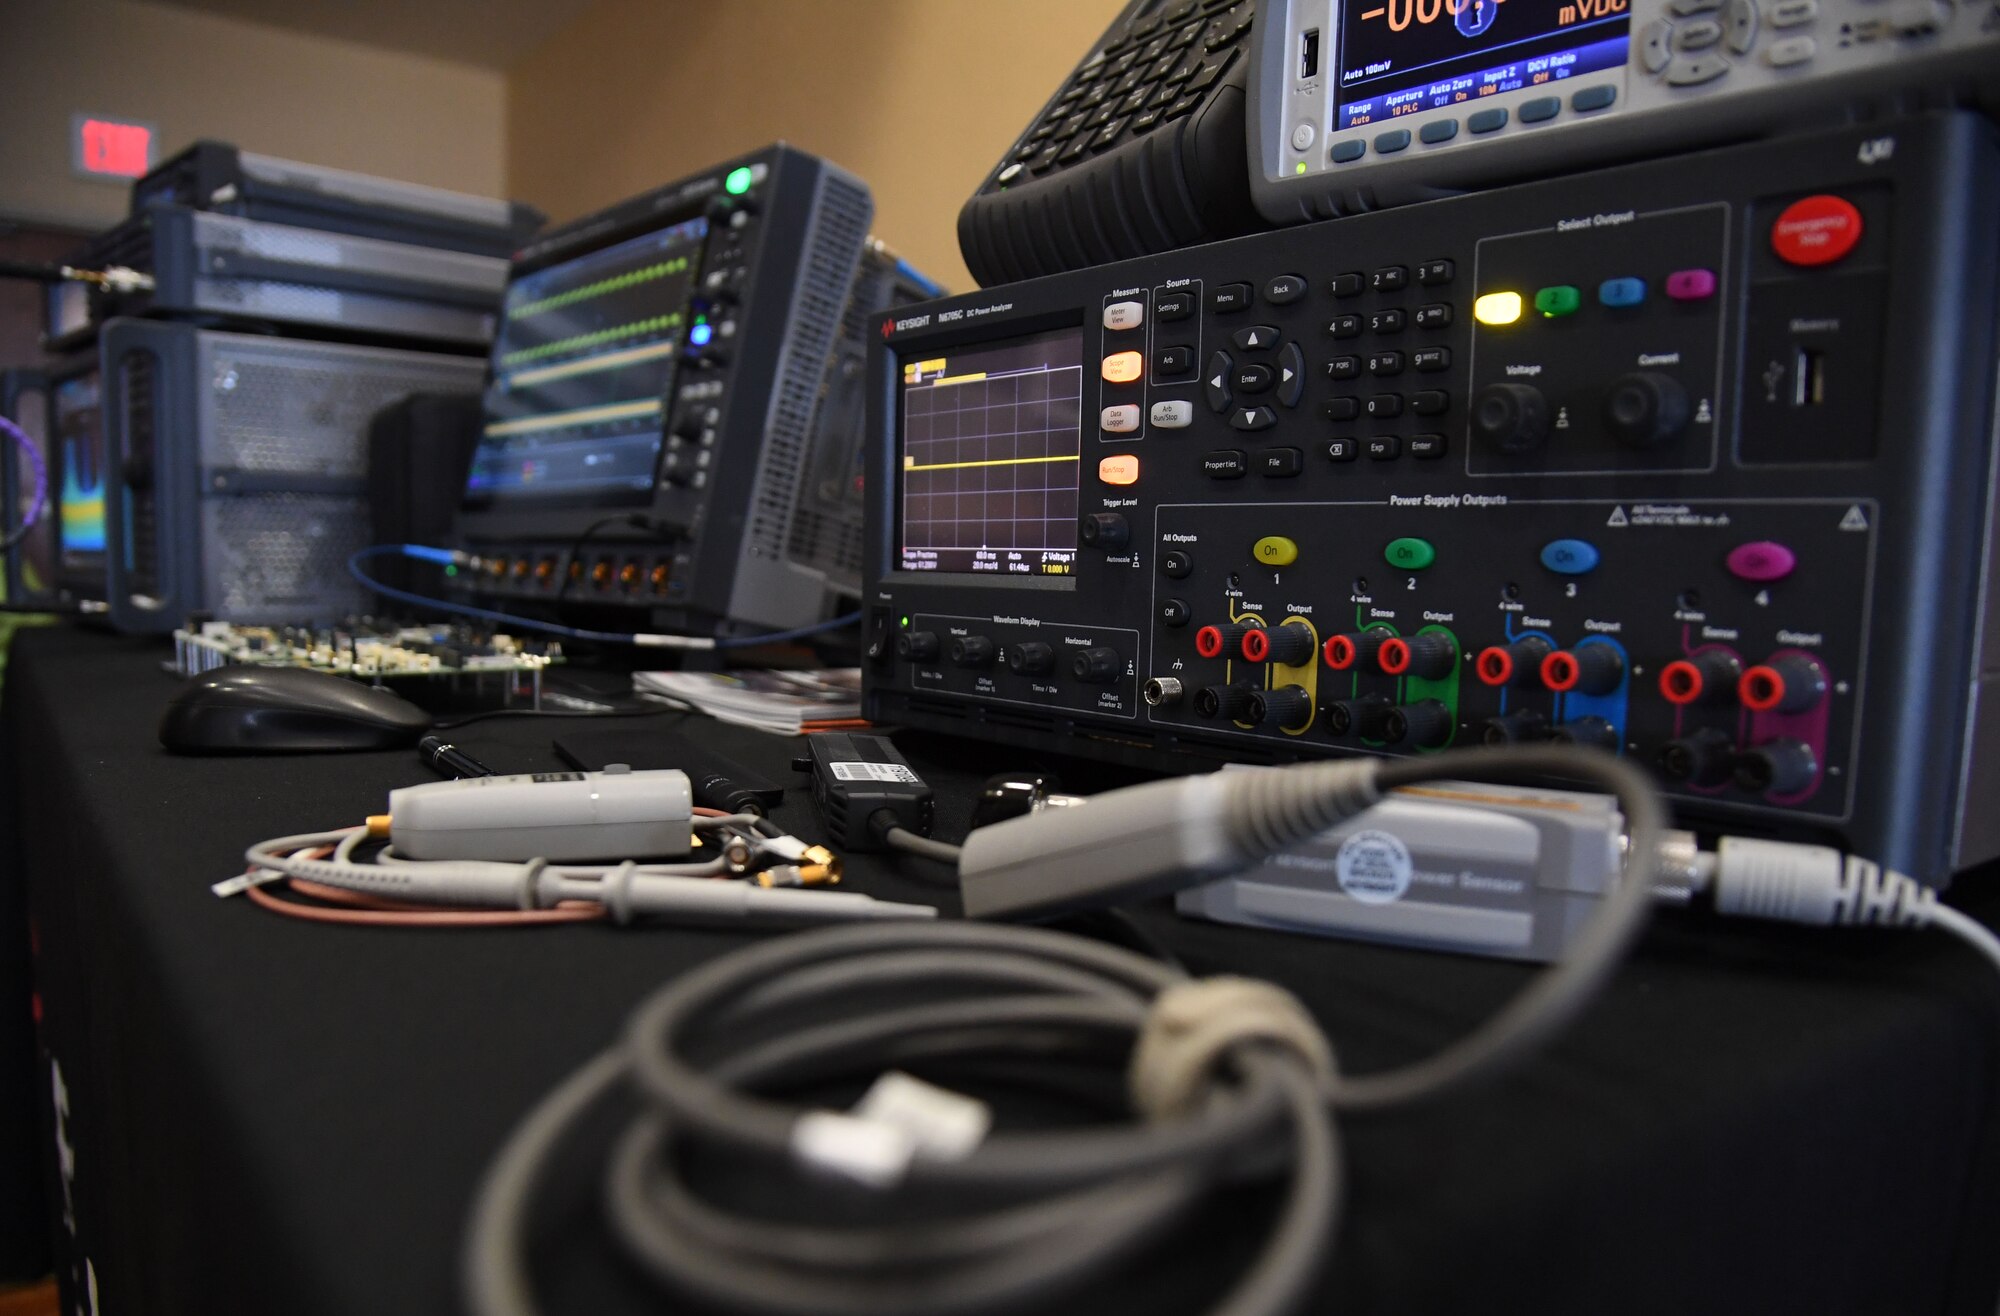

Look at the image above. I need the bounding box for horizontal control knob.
[1384,699,1453,749]
[1733,738,1818,796]
[1195,681,1256,720]
[895,630,940,662]
[1738,655,1827,714]
[1322,693,1394,740]
[1550,716,1619,751]
[1248,684,1313,731]
[1379,632,1456,680]
[949,635,996,669]
[1071,646,1123,684]
[1002,641,1055,675]
[1540,645,1624,695]
[1601,372,1691,449]
[1657,728,1734,787]
[1324,626,1396,672]
[1481,709,1549,745]
[1475,637,1553,688]
[1196,623,1255,660]
[1243,623,1314,665]
[1080,512,1130,551]
[1659,651,1742,706]
[1471,382,1549,455]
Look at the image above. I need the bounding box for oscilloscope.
[1249,0,2000,220]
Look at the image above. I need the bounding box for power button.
[1771,194,1863,267]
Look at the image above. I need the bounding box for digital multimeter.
[1249,0,2000,220]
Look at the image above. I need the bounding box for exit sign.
[72,114,156,180]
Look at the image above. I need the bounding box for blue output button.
[1540,538,1601,575]
[1598,277,1647,307]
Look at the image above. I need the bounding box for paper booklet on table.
[634,668,864,734]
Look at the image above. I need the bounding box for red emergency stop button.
[1771,195,1863,267]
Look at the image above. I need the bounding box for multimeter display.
[1333,0,1629,130]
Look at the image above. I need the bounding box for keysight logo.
[890,313,932,334]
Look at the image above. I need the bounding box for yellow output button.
[1252,535,1299,567]
[1473,291,1524,326]
[1100,350,1144,383]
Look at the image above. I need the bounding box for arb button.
[1384,536,1436,570]
[1253,535,1299,567]
[1772,194,1863,267]
[1725,540,1796,582]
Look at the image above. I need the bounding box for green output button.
[1534,284,1581,317]
[1384,536,1436,570]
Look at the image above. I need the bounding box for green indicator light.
[1294,161,1308,175]
[900,615,911,628]
[725,166,753,196]
[445,564,458,577]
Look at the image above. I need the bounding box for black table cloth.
[3,624,1998,1315]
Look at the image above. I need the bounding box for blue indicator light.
[689,323,713,347]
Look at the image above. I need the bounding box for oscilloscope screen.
[895,326,1085,578]
[52,373,106,573]
[1332,0,1629,130]
[468,218,708,505]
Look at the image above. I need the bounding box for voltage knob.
[949,635,996,669]
[1242,623,1315,666]
[895,630,940,662]
[1470,382,1550,455]
[1195,681,1257,720]
[1601,372,1691,448]
[1071,646,1123,684]
[1080,513,1130,551]
[1003,641,1055,675]
[1247,684,1314,731]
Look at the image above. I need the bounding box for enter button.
[1725,540,1796,582]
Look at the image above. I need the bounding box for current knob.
[1601,372,1690,448]
[1471,382,1550,455]
[895,630,940,662]
[1003,641,1055,675]
[1733,738,1818,797]
[1323,693,1393,740]
[1384,699,1453,749]
[949,635,996,669]
[1080,513,1130,551]
[1071,646,1123,684]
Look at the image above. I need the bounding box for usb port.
[1300,28,1320,79]
[1792,348,1826,407]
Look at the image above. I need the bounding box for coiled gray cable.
[464,746,1668,1316]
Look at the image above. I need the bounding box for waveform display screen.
[896,327,1084,577]
[53,374,106,569]
[468,218,708,504]
[1333,0,1628,130]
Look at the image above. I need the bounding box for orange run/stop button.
[1098,454,1140,485]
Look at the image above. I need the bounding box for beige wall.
[507,0,1131,294]
[0,0,507,232]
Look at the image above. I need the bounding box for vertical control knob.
[1475,637,1553,688]
[1243,623,1315,665]
[1657,728,1734,787]
[949,635,996,669]
[1471,383,1550,455]
[1080,513,1130,551]
[1551,716,1619,750]
[1659,652,1742,706]
[1196,623,1256,660]
[1003,641,1055,675]
[1540,645,1624,695]
[1322,693,1393,740]
[1481,709,1549,745]
[1600,372,1691,448]
[1738,656,1826,714]
[1195,682,1256,720]
[1247,684,1314,731]
[1071,646,1123,684]
[1384,699,1453,749]
[895,630,940,662]
[1379,632,1457,680]
[1733,739,1818,796]
[1323,626,1396,671]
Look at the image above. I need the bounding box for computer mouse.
[159,666,432,754]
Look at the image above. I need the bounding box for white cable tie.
[760,834,811,862]
[212,869,288,898]
[789,1110,918,1189]
[850,1071,991,1163]
[1130,977,1336,1121]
